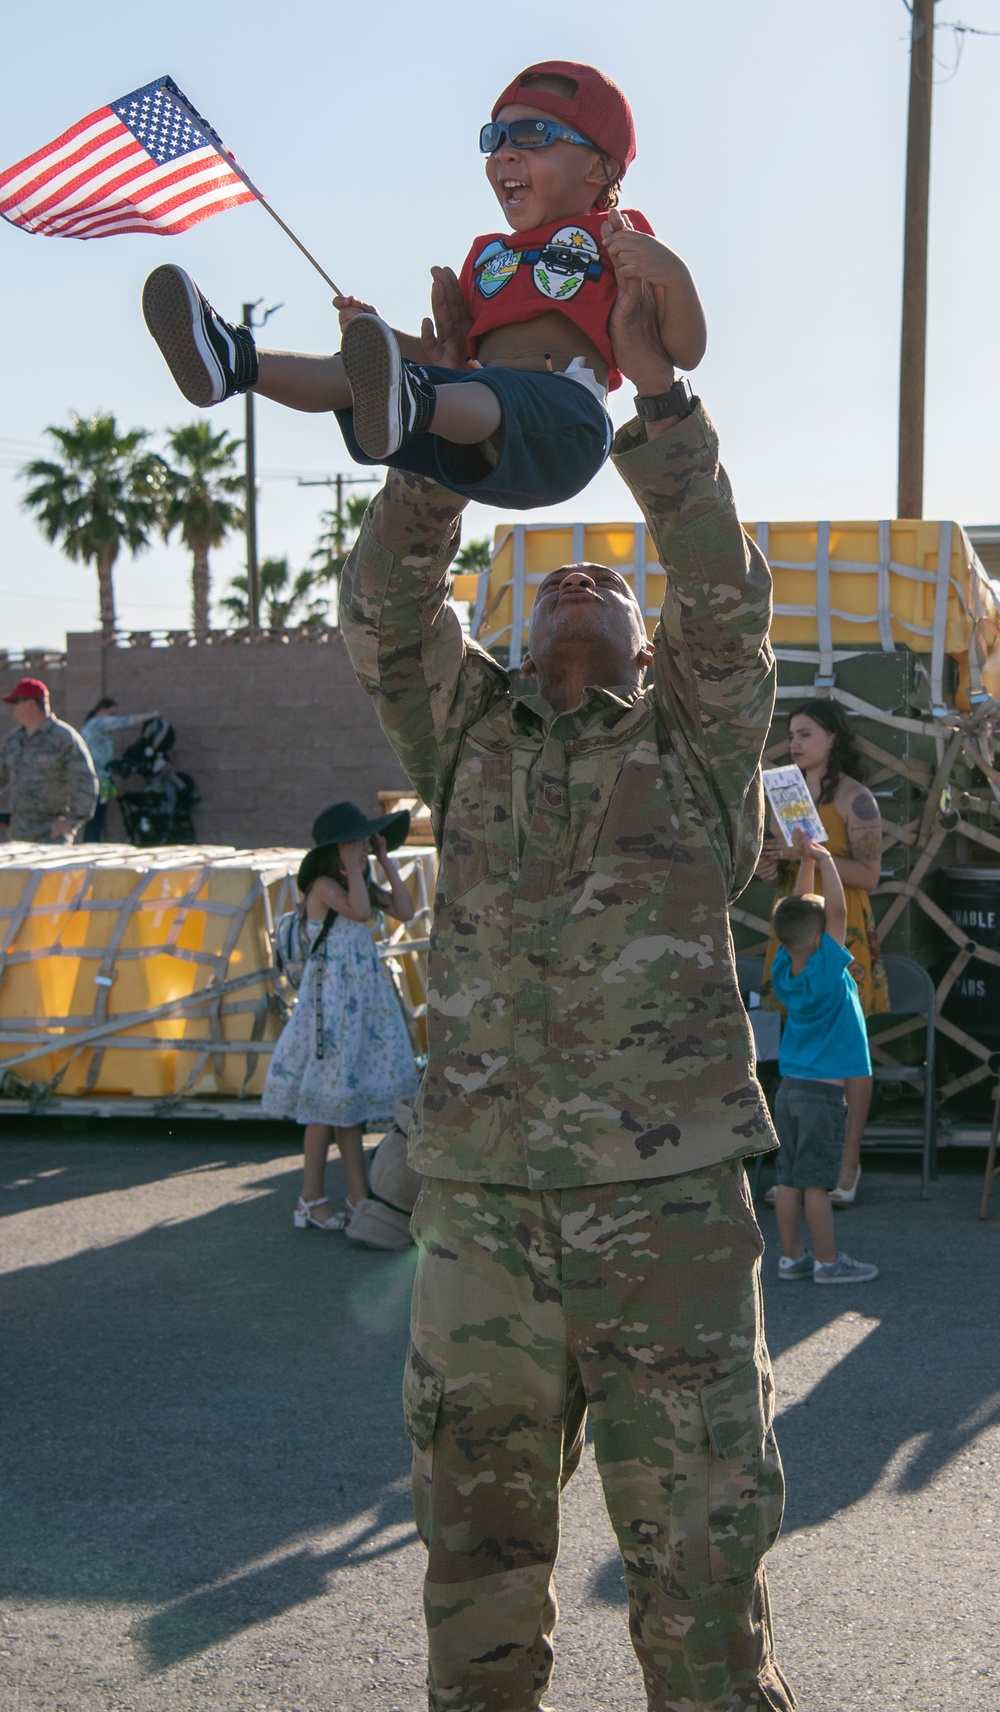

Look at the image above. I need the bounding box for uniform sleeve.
[611,403,776,899]
[339,469,509,845]
[65,728,99,822]
[0,738,8,795]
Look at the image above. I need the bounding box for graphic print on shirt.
[472,227,603,303]
[531,225,601,301]
[474,239,520,297]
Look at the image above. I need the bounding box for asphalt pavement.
[0,1119,997,1712]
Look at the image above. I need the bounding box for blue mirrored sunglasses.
[479,118,600,155]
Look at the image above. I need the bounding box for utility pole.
[242,298,282,635]
[897,0,936,519]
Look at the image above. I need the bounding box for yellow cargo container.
[0,843,435,1107]
[473,518,1000,711]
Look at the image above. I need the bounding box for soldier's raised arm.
[606,281,775,898]
[65,727,99,828]
[339,470,508,840]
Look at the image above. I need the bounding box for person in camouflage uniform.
[340,282,793,1711]
[0,677,98,843]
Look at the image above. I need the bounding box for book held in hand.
[761,765,828,847]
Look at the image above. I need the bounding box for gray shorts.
[773,1078,847,1189]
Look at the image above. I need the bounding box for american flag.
[0,76,259,240]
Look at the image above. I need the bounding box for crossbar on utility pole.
[897,0,936,519]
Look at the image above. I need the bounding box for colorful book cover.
[761,765,828,846]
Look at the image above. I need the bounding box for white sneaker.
[813,1252,878,1284]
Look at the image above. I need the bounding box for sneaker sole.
[341,315,401,458]
[778,1269,813,1281]
[143,264,225,408]
[813,1270,879,1284]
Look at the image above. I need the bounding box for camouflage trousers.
[405,1161,794,1712]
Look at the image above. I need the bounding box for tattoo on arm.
[849,826,882,865]
[851,789,880,822]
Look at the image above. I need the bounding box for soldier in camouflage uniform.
[0,677,98,843]
[340,287,793,1711]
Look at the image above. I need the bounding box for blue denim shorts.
[334,362,612,510]
[773,1078,847,1189]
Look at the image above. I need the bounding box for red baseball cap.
[2,677,48,703]
[492,60,636,175]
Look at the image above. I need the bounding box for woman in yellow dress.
[758,700,887,1202]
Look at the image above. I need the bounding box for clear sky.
[2,0,998,649]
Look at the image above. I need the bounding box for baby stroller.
[109,717,199,846]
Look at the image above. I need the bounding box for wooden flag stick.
[252,190,344,297]
[212,144,344,298]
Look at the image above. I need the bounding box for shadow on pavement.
[3,1128,997,1670]
[0,1128,418,1670]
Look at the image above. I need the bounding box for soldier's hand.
[49,817,73,839]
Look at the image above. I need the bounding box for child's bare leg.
[302,1123,333,1212]
[802,1187,838,1264]
[430,383,502,445]
[774,1185,805,1258]
[254,351,353,412]
[254,356,500,449]
[334,1123,368,1207]
[839,1075,871,1190]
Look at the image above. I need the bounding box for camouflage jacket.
[341,405,778,1186]
[0,715,99,841]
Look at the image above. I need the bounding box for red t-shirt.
[458,208,654,392]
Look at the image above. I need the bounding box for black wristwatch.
[633,378,696,421]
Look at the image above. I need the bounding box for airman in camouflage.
[340,298,792,1709]
[0,678,98,843]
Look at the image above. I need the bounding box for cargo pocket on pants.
[403,1340,445,1545]
[701,1356,785,1584]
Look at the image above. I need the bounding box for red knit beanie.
[491,60,636,174]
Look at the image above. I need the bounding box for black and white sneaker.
[341,314,436,458]
[142,264,258,407]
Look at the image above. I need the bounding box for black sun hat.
[297,800,411,892]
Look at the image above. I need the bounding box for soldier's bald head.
[524,563,649,688]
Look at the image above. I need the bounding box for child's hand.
[791,828,824,862]
[420,267,473,369]
[602,210,707,372]
[603,224,682,288]
[334,293,380,330]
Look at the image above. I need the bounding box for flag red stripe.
[4,137,149,222]
[25,149,226,230]
[34,163,251,237]
[1,125,134,212]
[50,187,255,240]
[0,104,115,192]
[40,176,254,238]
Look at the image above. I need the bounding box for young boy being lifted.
[142,60,706,510]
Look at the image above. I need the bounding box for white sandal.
[829,1167,861,1206]
[293,1196,352,1232]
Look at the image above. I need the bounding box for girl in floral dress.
[263,802,419,1230]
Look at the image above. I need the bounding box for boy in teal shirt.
[770,829,879,1283]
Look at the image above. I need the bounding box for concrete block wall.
[3,632,410,849]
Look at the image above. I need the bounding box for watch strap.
[633,378,695,422]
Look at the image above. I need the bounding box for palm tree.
[219,557,331,637]
[161,422,244,641]
[454,537,492,575]
[20,413,165,638]
[309,492,372,625]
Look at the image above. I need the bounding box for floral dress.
[761,800,889,1018]
[262,913,418,1127]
